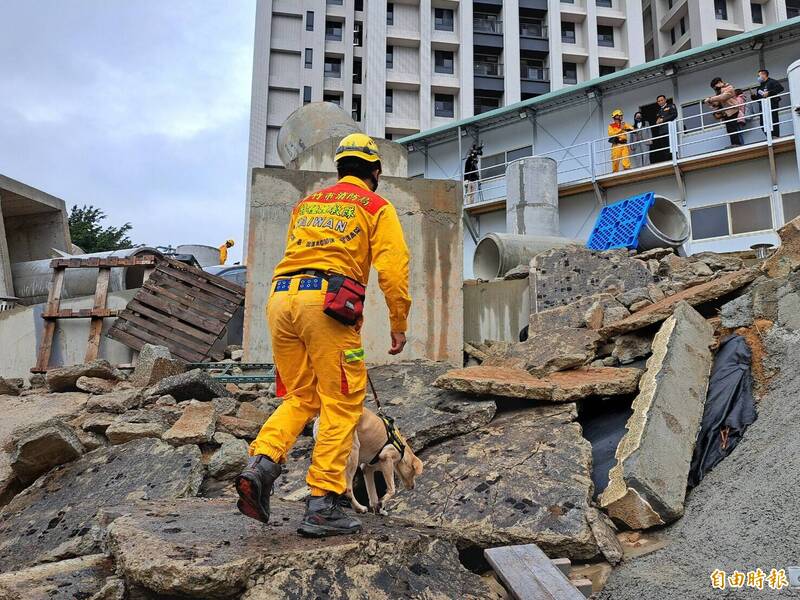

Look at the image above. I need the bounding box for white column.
[459,1,474,117]
[342,0,356,113]
[788,58,800,184]
[625,0,646,67]
[420,0,432,131]
[586,0,599,80]
[503,0,521,104]
[364,0,388,136]
[688,0,717,47]
[303,0,326,103]
[547,0,563,91]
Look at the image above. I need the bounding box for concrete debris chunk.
[10,419,84,483]
[206,435,249,480]
[0,554,116,600]
[162,402,216,446]
[215,415,261,439]
[599,269,758,337]
[616,287,652,308]
[0,377,21,397]
[76,376,116,395]
[0,438,202,572]
[600,302,714,529]
[628,299,652,312]
[720,293,754,329]
[0,454,22,509]
[106,498,502,600]
[85,389,142,414]
[434,365,641,402]
[529,294,622,333]
[484,327,601,377]
[105,412,168,445]
[147,368,231,401]
[129,344,185,387]
[80,413,117,434]
[762,215,800,278]
[635,248,674,261]
[46,359,119,393]
[693,252,744,272]
[212,396,240,416]
[611,334,653,365]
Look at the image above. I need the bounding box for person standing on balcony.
[705,77,743,147]
[629,112,652,168]
[651,94,677,164]
[756,69,784,139]
[464,143,482,202]
[608,109,634,173]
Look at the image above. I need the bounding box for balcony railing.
[520,23,548,38]
[474,61,504,77]
[521,65,549,81]
[474,17,503,34]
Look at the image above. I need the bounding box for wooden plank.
[119,308,215,352]
[131,294,224,336]
[49,256,158,269]
[163,256,245,295]
[158,262,244,304]
[128,297,222,340]
[109,322,206,363]
[85,267,111,362]
[42,309,119,319]
[484,544,584,600]
[34,267,65,372]
[144,273,238,313]
[142,279,234,321]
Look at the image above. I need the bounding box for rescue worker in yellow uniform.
[218,239,234,265]
[608,109,634,173]
[235,133,411,537]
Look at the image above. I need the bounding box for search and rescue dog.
[313,407,424,514]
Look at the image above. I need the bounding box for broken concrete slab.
[600,302,714,529]
[434,365,641,402]
[129,344,185,388]
[531,246,653,311]
[484,327,601,377]
[207,433,249,480]
[0,377,21,397]
[390,405,620,561]
[105,420,166,445]
[85,389,142,414]
[611,334,653,365]
[162,402,216,446]
[10,419,84,483]
[212,396,240,416]
[146,368,231,401]
[237,401,269,424]
[106,498,501,600]
[634,248,674,261]
[46,359,119,392]
[599,269,758,338]
[693,252,744,272]
[76,376,116,395]
[216,414,261,439]
[0,454,21,509]
[762,215,800,278]
[529,294,623,333]
[0,438,203,572]
[80,412,117,434]
[0,554,116,600]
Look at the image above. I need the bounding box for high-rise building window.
[596,0,612,7]
[352,95,362,122]
[563,61,577,84]
[324,56,342,78]
[326,0,343,5]
[597,25,614,47]
[670,26,677,45]
[434,50,454,74]
[353,58,362,84]
[750,2,764,23]
[434,8,454,31]
[323,93,341,107]
[386,89,394,113]
[354,21,363,46]
[434,94,455,118]
[790,0,800,18]
[599,65,616,76]
[714,0,728,20]
[680,17,686,35]
[304,48,313,69]
[474,95,500,115]
[306,11,314,31]
[386,45,394,69]
[303,86,312,104]
[387,3,394,25]
[561,21,576,43]
[354,0,363,11]
[325,20,343,41]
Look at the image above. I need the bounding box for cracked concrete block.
[484,327,601,377]
[600,302,714,529]
[762,215,800,278]
[612,334,653,365]
[10,419,84,483]
[720,293,754,329]
[162,402,216,446]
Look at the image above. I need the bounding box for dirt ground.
[597,324,800,599]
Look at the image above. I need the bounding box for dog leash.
[367,372,381,412]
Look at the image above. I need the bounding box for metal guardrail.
[520,23,547,38]
[474,17,502,34]
[521,65,549,82]
[474,61,504,77]
[462,92,794,205]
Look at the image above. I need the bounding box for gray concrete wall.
[0,202,13,298]
[0,290,137,380]
[463,279,530,344]
[4,212,71,264]
[244,168,463,366]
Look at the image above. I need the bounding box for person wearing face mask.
[651,94,677,163]
[755,69,784,139]
[705,77,743,147]
[629,112,652,168]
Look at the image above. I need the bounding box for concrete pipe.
[637,195,691,250]
[276,102,362,167]
[473,233,575,280]
[505,156,559,237]
[176,244,220,267]
[11,247,163,304]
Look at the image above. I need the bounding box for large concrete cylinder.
[506,156,560,236]
[276,102,362,167]
[473,233,575,280]
[176,244,220,267]
[11,247,162,304]
[638,195,691,250]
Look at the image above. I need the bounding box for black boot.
[298,493,362,537]
[235,455,282,523]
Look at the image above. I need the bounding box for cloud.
[0,0,256,263]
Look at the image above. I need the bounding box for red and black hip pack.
[324,274,366,326]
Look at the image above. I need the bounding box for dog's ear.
[413,456,423,475]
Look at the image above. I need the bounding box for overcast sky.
[0,1,255,264]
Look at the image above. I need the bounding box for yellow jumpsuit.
[250,176,411,497]
[218,244,228,265]
[608,122,633,172]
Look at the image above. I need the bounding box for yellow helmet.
[226,239,234,247]
[335,133,381,164]
[611,109,623,118]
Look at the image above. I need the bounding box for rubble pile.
[1,217,799,598]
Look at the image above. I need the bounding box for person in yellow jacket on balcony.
[218,239,234,265]
[235,133,411,538]
[608,109,634,173]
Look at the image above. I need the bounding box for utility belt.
[275,269,366,326]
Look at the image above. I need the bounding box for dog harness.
[368,414,406,465]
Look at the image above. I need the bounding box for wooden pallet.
[484,544,589,600]
[107,257,245,362]
[32,256,158,373]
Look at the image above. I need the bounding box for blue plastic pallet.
[586,192,655,251]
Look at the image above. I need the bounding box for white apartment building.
[249,0,650,169]
[644,0,798,60]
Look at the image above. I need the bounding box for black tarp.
[579,397,634,499]
[688,335,757,487]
